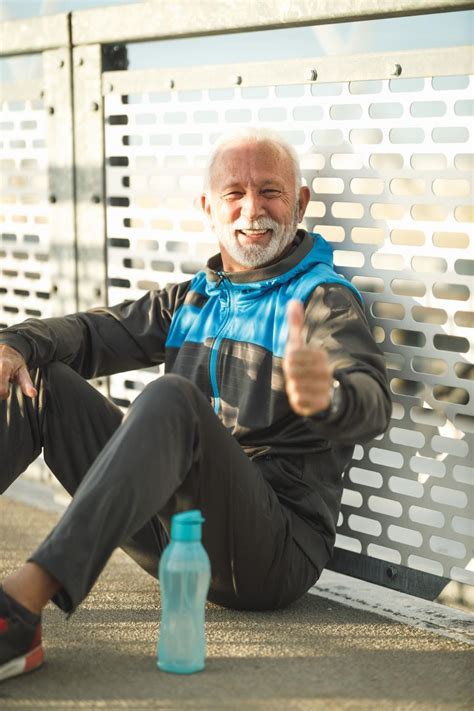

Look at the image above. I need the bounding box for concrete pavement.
[0,497,473,711]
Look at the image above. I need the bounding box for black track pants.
[1,363,319,612]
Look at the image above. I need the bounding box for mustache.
[231,217,280,231]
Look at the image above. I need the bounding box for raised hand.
[0,345,37,400]
[283,300,333,417]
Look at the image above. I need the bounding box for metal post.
[72,44,107,312]
[43,46,76,316]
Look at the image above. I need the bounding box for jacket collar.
[205,229,312,285]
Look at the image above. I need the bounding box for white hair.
[203,127,302,198]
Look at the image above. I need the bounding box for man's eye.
[262,189,281,196]
[223,192,243,199]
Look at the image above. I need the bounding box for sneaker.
[0,588,44,682]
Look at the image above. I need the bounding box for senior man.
[0,128,391,681]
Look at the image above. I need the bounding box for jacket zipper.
[209,272,233,415]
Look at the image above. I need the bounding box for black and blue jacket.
[0,230,391,567]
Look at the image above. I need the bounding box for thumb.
[286,299,305,350]
[17,365,37,398]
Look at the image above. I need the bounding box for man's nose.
[241,192,264,221]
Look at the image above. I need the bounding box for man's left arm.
[283,283,392,444]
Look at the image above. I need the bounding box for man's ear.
[298,186,311,221]
[201,192,212,220]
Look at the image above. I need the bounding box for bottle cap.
[170,509,205,542]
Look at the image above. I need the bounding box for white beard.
[216,208,300,269]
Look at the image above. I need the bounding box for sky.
[0,0,139,17]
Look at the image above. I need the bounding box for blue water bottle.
[157,510,211,674]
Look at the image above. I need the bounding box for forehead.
[210,140,295,188]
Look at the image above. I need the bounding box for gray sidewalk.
[0,496,473,711]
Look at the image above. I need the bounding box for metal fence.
[1,0,473,599]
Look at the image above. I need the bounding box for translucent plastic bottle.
[157,510,211,674]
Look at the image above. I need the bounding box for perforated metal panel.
[103,56,473,586]
[0,49,76,487]
[0,96,52,328]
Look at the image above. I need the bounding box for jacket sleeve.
[0,283,188,379]
[303,283,392,444]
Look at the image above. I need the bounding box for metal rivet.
[77,57,84,67]
[51,284,58,293]
[108,83,114,93]
[386,566,398,579]
[392,64,402,77]
[91,195,101,204]
[306,69,318,82]
[90,102,99,112]
[49,194,57,204]
[234,75,242,86]
[169,79,175,89]
[48,106,55,115]
[94,287,102,298]
[39,90,45,99]
[58,59,65,69]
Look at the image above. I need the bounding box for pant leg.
[0,370,43,494]
[30,374,319,613]
[0,362,122,495]
[0,362,169,580]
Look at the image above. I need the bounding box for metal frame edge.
[71,0,474,47]
[327,548,451,600]
[101,44,474,95]
[0,13,71,56]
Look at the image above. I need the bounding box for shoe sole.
[0,644,44,682]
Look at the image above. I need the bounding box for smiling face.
[201,139,310,272]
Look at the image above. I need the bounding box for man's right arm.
[0,284,188,386]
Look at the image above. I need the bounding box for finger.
[16,365,37,398]
[288,390,332,417]
[286,300,305,350]
[284,349,332,380]
[285,348,329,368]
[286,379,331,403]
[0,362,12,399]
[287,379,331,397]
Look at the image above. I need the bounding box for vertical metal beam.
[43,47,76,317]
[72,44,107,312]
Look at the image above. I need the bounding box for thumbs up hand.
[283,300,334,417]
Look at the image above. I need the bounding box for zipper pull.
[216,271,226,287]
